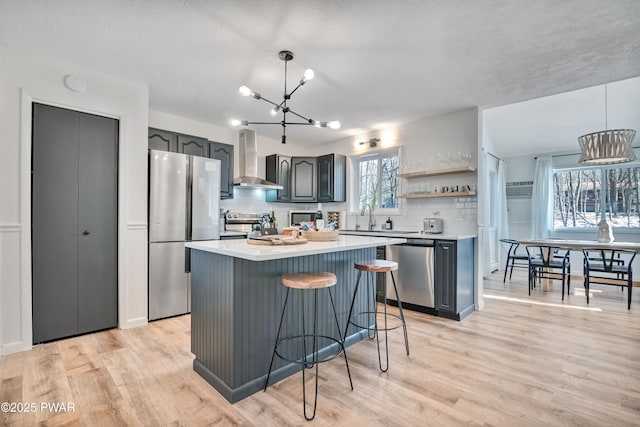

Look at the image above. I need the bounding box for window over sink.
[351,148,400,213]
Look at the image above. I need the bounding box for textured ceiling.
[484,76,640,158]
[1,0,639,147]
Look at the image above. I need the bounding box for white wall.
[318,108,479,235]
[326,107,483,311]
[0,46,149,355]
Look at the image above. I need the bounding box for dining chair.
[499,239,529,282]
[581,248,636,309]
[525,245,571,300]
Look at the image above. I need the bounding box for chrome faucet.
[361,203,376,231]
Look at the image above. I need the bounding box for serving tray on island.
[247,235,308,246]
[301,230,339,241]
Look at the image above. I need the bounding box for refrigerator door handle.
[185,247,191,273]
[186,156,193,241]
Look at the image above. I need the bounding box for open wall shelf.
[399,191,476,199]
[398,166,476,179]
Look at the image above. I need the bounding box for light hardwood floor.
[2,271,639,426]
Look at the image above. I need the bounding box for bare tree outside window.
[553,166,640,228]
[357,151,399,211]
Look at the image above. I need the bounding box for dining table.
[517,238,640,291]
[518,239,640,252]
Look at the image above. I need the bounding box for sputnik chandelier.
[231,50,341,144]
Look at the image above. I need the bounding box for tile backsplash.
[221,188,477,235]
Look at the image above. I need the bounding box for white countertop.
[220,230,247,237]
[339,230,476,240]
[186,235,407,261]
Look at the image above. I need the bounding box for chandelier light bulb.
[303,69,315,82]
[230,118,241,126]
[328,121,341,129]
[239,85,252,96]
[270,107,279,116]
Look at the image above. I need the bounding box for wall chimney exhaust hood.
[233,129,283,190]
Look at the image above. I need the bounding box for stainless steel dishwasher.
[386,239,435,309]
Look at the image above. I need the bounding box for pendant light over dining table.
[230,50,341,144]
[578,84,636,165]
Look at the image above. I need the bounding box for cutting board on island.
[247,235,308,246]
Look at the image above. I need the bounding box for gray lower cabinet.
[32,103,118,343]
[434,239,475,320]
[209,141,234,199]
[317,153,346,202]
[291,157,317,202]
[178,134,209,157]
[265,154,291,202]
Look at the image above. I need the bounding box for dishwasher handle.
[402,239,435,246]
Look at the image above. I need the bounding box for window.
[355,150,399,212]
[553,165,640,228]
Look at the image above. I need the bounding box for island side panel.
[191,251,235,386]
[190,246,375,403]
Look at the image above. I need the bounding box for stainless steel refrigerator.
[148,150,221,320]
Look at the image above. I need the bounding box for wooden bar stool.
[345,260,409,372]
[264,272,353,421]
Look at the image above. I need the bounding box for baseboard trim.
[120,317,148,329]
[0,340,31,356]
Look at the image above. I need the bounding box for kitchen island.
[186,235,407,403]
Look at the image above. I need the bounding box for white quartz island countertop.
[186,235,407,262]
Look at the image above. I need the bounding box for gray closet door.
[32,105,80,342]
[77,112,118,334]
[32,103,118,343]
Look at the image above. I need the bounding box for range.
[224,211,262,233]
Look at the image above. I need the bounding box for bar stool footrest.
[348,311,405,332]
[274,335,345,365]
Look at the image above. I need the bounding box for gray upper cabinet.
[291,157,317,202]
[148,128,177,152]
[317,153,346,202]
[266,153,345,203]
[265,154,291,202]
[209,141,234,199]
[178,134,209,157]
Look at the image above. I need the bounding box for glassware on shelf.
[447,151,456,163]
